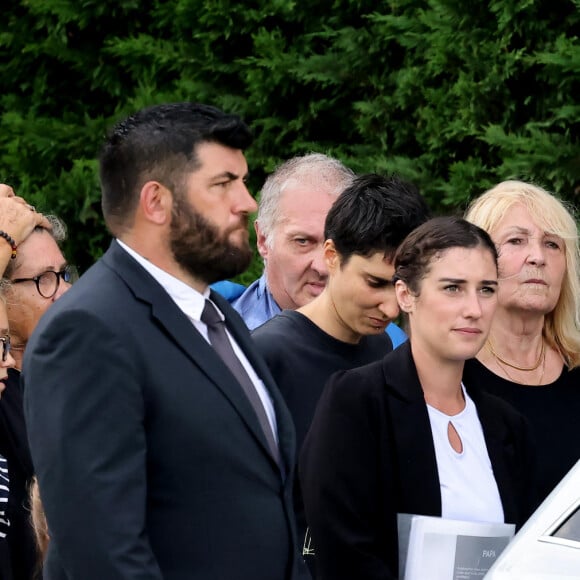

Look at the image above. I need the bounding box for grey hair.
[256,153,355,248]
[44,214,67,243]
[3,214,67,279]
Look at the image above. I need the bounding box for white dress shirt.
[117,240,279,442]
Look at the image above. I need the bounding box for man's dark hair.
[99,102,253,233]
[324,173,431,265]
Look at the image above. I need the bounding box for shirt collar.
[116,239,210,322]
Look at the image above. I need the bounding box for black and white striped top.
[0,454,9,539]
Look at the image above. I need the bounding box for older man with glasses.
[0,190,74,580]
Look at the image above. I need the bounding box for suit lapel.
[466,386,517,524]
[381,344,442,516]
[102,242,283,472]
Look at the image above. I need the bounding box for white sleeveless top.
[427,385,504,523]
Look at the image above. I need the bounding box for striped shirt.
[0,454,9,538]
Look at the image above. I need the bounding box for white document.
[398,514,515,580]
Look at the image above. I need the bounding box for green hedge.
[1,0,578,282]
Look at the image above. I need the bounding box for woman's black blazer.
[300,342,537,580]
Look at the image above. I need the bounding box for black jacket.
[300,342,537,580]
[24,240,309,580]
[0,368,36,580]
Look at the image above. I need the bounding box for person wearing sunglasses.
[0,191,72,580]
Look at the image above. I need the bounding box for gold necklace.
[494,348,546,386]
[487,339,545,371]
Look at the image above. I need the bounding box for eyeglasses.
[0,335,10,362]
[11,265,79,299]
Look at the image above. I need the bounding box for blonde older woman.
[464,180,580,502]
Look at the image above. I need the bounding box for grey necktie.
[201,299,281,467]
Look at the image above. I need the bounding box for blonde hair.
[29,477,49,570]
[465,180,580,368]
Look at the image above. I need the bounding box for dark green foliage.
[1,0,578,282]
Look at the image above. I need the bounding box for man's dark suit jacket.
[23,240,308,580]
[300,342,537,580]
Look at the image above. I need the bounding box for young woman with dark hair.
[300,216,537,580]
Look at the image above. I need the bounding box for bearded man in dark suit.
[23,102,308,580]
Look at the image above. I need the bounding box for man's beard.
[169,196,253,284]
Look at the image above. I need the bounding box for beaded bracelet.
[0,230,17,259]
